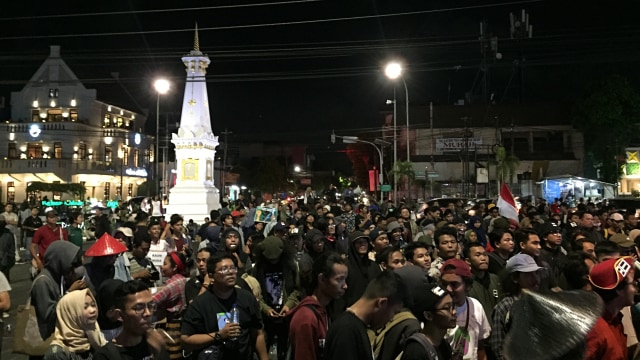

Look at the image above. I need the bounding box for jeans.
[24,236,33,262]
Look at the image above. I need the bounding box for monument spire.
[165,29,220,220]
[193,22,200,53]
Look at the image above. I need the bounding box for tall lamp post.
[153,79,170,197]
[385,62,410,161]
[385,61,409,205]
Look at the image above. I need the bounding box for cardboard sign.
[149,250,167,271]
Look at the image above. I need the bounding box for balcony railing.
[0,158,149,182]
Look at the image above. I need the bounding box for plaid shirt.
[153,273,187,320]
[489,295,517,360]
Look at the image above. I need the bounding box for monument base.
[165,184,221,224]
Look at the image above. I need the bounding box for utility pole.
[479,20,501,103]
[220,128,232,199]
[510,9,533,103]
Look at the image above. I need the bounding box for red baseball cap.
[589,256,634,290]
[440,258,472,278]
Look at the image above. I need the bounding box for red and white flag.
[497,183,519,222]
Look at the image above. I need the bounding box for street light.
[384,62,410,162]
[153,78,170,197]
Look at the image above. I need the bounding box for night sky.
[1,0,639,144]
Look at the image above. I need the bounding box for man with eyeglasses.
[538,222,568,290]
[94,280,169,360]
[397,283,456,360]
[584,256,637,360]
[439,259,491,360]
[181,253,268,360]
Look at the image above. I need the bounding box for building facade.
[0,45,154,205]
[381,103,586,199]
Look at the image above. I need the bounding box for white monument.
[165,26,220,222]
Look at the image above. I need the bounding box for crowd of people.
[3,193,640,359]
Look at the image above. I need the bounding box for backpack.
[369,311,417,360]
[395,332,439,360]
[285,304,322,360]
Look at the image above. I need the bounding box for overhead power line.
[0,0,323,21]
[0,0,544,40]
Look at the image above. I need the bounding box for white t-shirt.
[445,296,491,360]
[149,239,174,253]
[1,211,18,234]
[151,200,163,217]
[0,272,12,293]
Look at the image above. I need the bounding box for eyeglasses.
[435,303,456,312]
[131,301,157,314]
[216,266,238,275]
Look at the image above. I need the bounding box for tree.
[26,182,86,198]
[390,161,416,203]
[491,145,520,187]
[254,157,288,194]
[574,75,640,184]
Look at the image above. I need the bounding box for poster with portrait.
[254,206,277,223]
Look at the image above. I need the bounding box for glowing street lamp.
[384,61,410,204]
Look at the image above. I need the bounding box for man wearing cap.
[489,253,542,360]
[387,220,407,249]
[369,227,391,261]
[609,233,638,258]
[606,212,626,240]
[514,228,560,293]
[397,283,456,360]
[538,222,568,289]
[440,258,491,360]
[584,256,636,360]
[30,208,68,272]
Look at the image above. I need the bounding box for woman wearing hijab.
[44,288,107,360]
[467,215,488,248]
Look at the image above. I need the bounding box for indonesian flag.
[497,183,519,222]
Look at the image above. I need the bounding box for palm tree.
[492,145,520,188]
[390,161,416,203]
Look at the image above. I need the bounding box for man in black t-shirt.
[325,271,409,360]
[94,280,169,360]
[181,253,268,360]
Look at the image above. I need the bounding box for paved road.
[1,243,95,360]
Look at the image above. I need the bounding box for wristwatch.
[214,332,225,344]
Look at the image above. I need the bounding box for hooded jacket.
[287,296,328,360]
[31,241,81,339]
[342,232,381,308]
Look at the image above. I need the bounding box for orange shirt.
[584,311,627,360]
